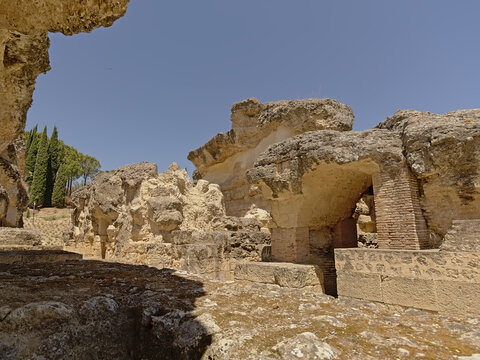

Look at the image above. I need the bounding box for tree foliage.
[24,126,39,185]
[52,162,68,207]
[44,126,61,206]
[24,125,101,207]
[79,155,101,185]
[29,127,49,206]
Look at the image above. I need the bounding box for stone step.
[0,250,83,264]
[0,245,63,251]
[234,261,324,291]
[440,220,480,252]
[0,228,41,246]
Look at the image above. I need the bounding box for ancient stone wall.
[66,162,270,280]
[335,248,480,316]
[188,97,354,218]
[376,109,480,243]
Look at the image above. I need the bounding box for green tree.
[48,126,61,175]
[24,128,39,185]
[29,127,49,207]
[63,144,82,196]
[25,125,37,151]
[45,126,61,206]
[79,154,101,185]
[51,162,68,207]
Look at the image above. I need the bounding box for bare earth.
[23,207,72,246]
[0,258,479,359]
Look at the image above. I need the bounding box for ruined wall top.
[188,97,354,175]
[0,0,130,35]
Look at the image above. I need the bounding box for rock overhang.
[188,97,354,174]
[247,129,404,198]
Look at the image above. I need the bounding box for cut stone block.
[337,272,382,302]
[435,280,480,317]
[0,250,82,264]
[0,228,41,246]
[234,261,324,290]
[381,276,437,311]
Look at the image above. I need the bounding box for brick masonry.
[372,162,430,250]
[271,227,309,263]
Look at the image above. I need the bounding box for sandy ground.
[23,207,72,246]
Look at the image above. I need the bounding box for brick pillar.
[271,227,309,262]
[372,162,430,249]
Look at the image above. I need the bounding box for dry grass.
[23,207,72,247]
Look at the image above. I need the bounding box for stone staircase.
[440,219,480,252]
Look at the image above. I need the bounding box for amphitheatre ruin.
[0,1,479,359]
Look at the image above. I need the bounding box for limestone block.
[435,280,480,316]
[0,227,41,246]
[234,261,324,290]
[0,250,82,264]
[336,272,382,302]
[381,276,438,311]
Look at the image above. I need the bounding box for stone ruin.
[0,0,479,322]
[190,99,480,313]
[0,1,480,359]
[65,161,270,280]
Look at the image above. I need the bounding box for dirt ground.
[23,207,72,247]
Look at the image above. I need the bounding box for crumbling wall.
[188,97,354,218]
[376,109,480,244]
[67,162,270,279]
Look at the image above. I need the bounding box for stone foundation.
[335,248,480,316]
[234,261,324,290]
[0,250,82,264]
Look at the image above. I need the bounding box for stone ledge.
[0,228,41,246]
[234,261,324,290]
[0,250,83,264]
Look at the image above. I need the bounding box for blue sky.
[27,0,480,173]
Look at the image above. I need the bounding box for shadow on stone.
[0,258,212,359]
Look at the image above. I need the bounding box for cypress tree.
[45,126,60,206]
[24,129,39,185]
[29,127,49,207]
[52,162,68,207]
[48,126,61,175]
[25,124,37,151]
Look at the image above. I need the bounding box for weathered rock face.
[67,162,270,279]
[0,29,49,226]
[376,109,480,240]
[188,97,354,218]
[0,0,130,35]
[0,0,131,227]
[0,136,29,227]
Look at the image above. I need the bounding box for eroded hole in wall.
[353,185,377,249]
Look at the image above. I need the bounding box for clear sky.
[26,0,480,173]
